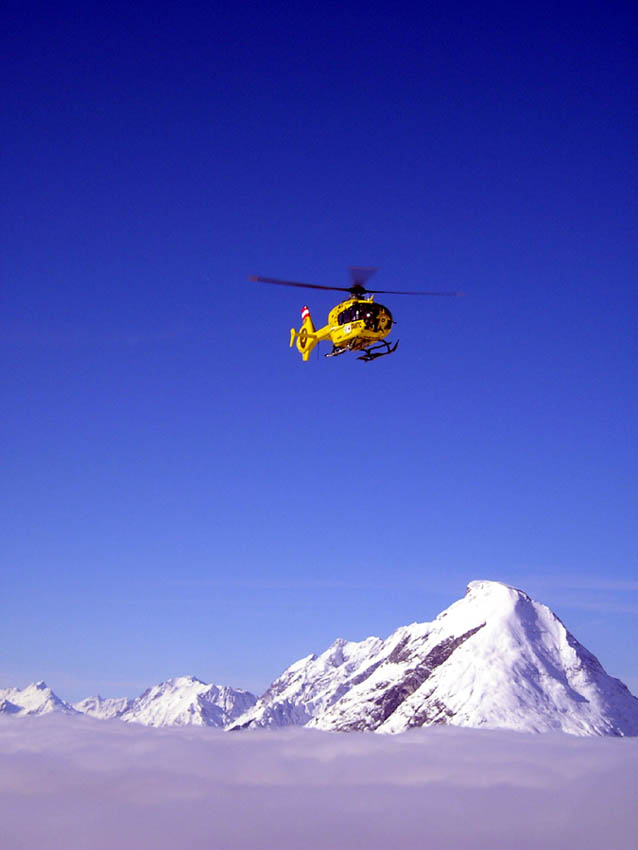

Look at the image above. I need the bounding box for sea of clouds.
[1,715,637,849]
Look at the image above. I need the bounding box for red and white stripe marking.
[301,306,311,321]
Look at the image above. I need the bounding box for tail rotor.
[290,305,319,361]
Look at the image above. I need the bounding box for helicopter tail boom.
[290,306,320,362]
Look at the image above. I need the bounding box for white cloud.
[0,716,636,849]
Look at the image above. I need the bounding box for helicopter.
[250,267,463,362]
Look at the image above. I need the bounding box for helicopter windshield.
[338,302,381,330]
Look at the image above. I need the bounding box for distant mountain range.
[0,676,256,728]
[3,581,638,736]
[75,676,257,727]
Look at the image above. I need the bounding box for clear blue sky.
[2,1,637,701]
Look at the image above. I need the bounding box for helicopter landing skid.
[357,339,399,362]
[324,345,349,358]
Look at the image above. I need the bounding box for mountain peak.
[164,675,205,688]
[21,680,50,692]
[460,579,532,606]
[466,578,524,595]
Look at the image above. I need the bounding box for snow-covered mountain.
[231,580,638,736]
[0,681,77,717]
[74,676,257,728]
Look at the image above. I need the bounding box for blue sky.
[2,1,637,701]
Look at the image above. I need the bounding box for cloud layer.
[1,716,637,849]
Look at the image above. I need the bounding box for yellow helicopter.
[251,267,463,362]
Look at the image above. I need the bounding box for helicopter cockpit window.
[339,303,381,329]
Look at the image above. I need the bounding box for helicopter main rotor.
[250,267,464,298]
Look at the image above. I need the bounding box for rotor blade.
[348,266,379,287]
[250,275,351,293]
[251,275,465,297]
[364,288,465,296]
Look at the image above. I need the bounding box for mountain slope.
[232,580,638,736]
